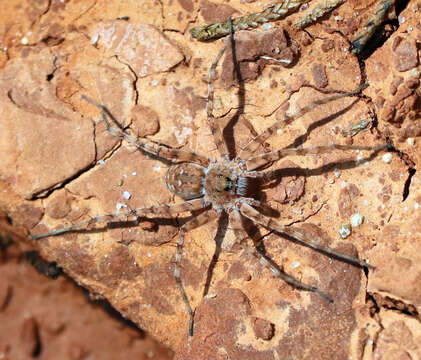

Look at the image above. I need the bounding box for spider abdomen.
[165,163,205,200]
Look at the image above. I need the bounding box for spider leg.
[238,83,368,161]
[205,17,234,158]
[31,198,209,240]
[238,202,374,268]
[351,0,394,54]
[173,209,219,336]
[81,95,210,166]
[231,210,332,302]
[245,143,388,171]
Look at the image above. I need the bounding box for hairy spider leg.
[231,210,333,302]
[81,95,210,166]
[30,198,208,240]
[245,143,389,171]
[174,209,219,336]
[238,202,374,269]
[205,17,233,158]
[238,84,369,165]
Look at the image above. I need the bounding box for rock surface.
[0,0,420,359]
[0,227,173,360]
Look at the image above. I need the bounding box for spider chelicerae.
[31,19,387,336]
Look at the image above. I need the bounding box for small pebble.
[122,191,131,200]
[382,153,392,163]
[350,213,364,227]
[339,223,351,239]
[21,37,29,45]
[90,34,99,45]
[290,261,300,269]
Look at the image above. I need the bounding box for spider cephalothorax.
[31,19,386,338]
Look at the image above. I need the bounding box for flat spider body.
[166,159,248,210]
[31,19,387,337]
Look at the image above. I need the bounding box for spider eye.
[224,177,233,191]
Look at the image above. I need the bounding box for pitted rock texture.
[365,3,421,165]
[0,0,420,359]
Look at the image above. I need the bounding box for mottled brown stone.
[338,184,360,218]
[266,160,306,204]
[393,39,419,72]
[45,191,72,220]
[131,105,160,137]
[199,0,238,24]
[311,63,328,88]
[227,261,246,281]
[251,317,274,340]
[221,28,299,85]
[321,39,334,52]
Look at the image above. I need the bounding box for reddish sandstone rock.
[0,0,419,358]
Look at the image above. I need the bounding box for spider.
[31,18,387,337]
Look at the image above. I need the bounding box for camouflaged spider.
[31,19,386,337]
